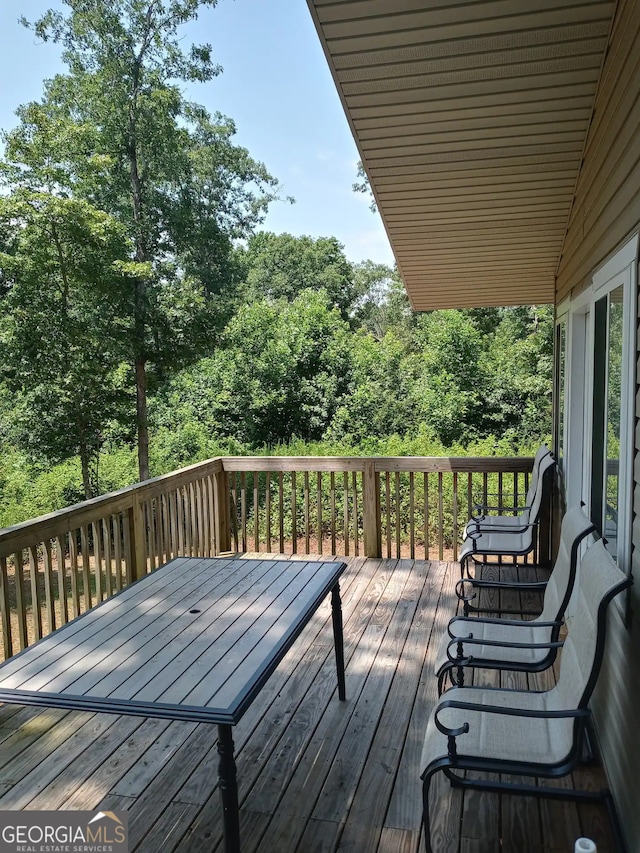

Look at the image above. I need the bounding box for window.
[562,234,637,574]
[590,241,636,574]
[591,286,624,557]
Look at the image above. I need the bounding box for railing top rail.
[221,456,534,474]
[0,456,224,558]
[221,456,367,472]
[373,456,534,473]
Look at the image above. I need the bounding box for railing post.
[214,468,232,554]
[363,460,381,558]
[128,497,147,581]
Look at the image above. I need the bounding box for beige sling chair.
[421,537,630,853]
[436,505,595,694]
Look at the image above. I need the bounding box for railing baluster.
[230,474,239,554]
[0,557,13,659]
[453,472,459,562]
[343,472,349,557]
[159,493,168,562]
[103,518,113,599]
[13,550,27,650]
[438,472,444,561]
[394,471,400,559]
[266,472,272,553]
[43,539,55,634]
[197,480,206,557]
[189,483,198,556]
[123,513,134,587]
[93,521,103,602]
[278,471,285,554]
[409,471,415,559]
[113,516,123,592]
[206,475,215,556]
[424,472,429,560]
[291,471,297,555]
[253,473,260,553]
[467,472,473,521]
[80,525,92,610]
[67,532,79,613]
[385,472,391,559]
[353,472,359,556]
[317,471,323,556]
[28,545,42,642]
[304,472,310,554]
[240,472,247,553]
[56,536,69,623]
[330,472,336,555]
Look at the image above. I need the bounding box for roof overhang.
[307,0,616,310]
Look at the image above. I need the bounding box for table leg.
[217,724,240,853]
[331,582,346,700]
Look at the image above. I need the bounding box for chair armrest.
[445,636,563,664]
[467,520,539,541]
[455,578,477,603]
[434,699,589,738]
[446,616,560,638]
[472,503,531,515]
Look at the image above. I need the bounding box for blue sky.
[0,0,394,265]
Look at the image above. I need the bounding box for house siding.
[555,1,640,848]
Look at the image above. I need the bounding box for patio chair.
[457,452,555,615]
[420,537,630,853]
[436,505,595,694]
[464,444,551,537]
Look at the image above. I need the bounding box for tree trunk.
[135,354,150,481]
[79,442,94,500]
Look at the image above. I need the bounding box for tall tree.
[0,191,134,497]
[237,232,356,320]
[19,0,281,480]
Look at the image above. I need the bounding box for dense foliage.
[0,229,553,526]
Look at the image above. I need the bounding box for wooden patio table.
[0,555,347,853]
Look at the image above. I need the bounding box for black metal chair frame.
[457,459,555,616]
[439,511,596,692]
[421,571,631,853]
[468,446,551,533]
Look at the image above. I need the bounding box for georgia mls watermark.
[0,811,128,853]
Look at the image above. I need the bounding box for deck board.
[0,556,619,852]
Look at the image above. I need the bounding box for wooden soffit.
[306,0,616,310]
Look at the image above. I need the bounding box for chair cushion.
[420,685,574,774]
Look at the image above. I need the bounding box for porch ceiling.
[306,0,616,310]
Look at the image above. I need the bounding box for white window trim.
[592,235,638,575]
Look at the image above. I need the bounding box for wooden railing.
[0,454,539,659]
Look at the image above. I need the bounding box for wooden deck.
[0,556,618,852]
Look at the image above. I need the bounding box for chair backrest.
[550,538,630,712]
[524,444,551,507]
[539,506,596,623]
[526,451,555,524]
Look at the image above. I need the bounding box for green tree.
[237,232,356,320]
[19,0,281,481]
[153,290,353,446]
[410,310,485,445]
[328,328,418,443]
[351,261,414,340]
[0,191,134,497]
[481,305,554,441]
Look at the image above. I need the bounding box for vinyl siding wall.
[555,1,640,848]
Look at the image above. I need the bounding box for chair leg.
[421,769,436,853]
